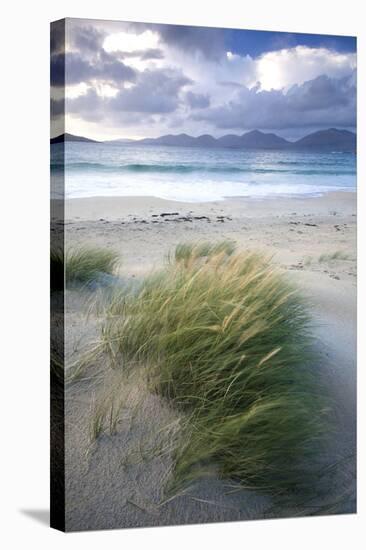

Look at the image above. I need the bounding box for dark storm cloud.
[125,21,226,60]
[193,72,356,130]
[51,51,136,87]
[66,67,193,120]
[70,25,106,53]
[51,52,65,87]
[51,23,136,88]
[286,74,353,111]
[50,20,65,55]
[185,91,210,109]
[110,68,192,113]
[157,24,226,59]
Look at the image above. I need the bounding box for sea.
[51,142,356,202]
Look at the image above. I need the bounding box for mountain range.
[51,128,356,152]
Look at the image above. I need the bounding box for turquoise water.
[51,142,356,202]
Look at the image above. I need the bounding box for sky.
[51,18,356,141]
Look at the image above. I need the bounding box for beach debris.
[160,212,180,217]
[290,221,317,227]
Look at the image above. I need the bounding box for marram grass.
[101,243,330,495]
[173,240,236,264]
[51,246,120,289]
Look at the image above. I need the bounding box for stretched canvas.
[50,18,357,531]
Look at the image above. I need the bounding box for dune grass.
[51,246,120,289]
[318,251,350,263]
[304,250,351,266]
[173,240,236,264]
[101,242,329,495]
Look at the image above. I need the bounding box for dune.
[62,191,356,530]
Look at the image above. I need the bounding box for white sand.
[63,191,356,530]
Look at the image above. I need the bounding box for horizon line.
[51,127,357,143]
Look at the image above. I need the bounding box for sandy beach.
[63,191,356,530]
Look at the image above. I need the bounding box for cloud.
[65,67,193,122]
[156,24,226,60]
[218,80,245,89]
[51,20,65,55]
[111,68,192,113]
[51,50,136,87]
[185,91,210,109]
[64,89,105,122]
[103,29,160,55]
[286,73,354,111]
[255,46,356,90]
[193,72,356,130]
[123,22,227,60]
[69,25,106,53]
[118,48,165,61]
[50,97,64,118]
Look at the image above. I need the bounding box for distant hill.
[215,134,243,148]
[138,130,291,149]
[139,134,198,147]
[135,129,355,152]
[291,128,356,152]
[239,130,290,149]
[50,133,99,144]
[195,134,218,148]
[51,129,356,152]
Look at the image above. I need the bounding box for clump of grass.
[89,388,125,443]
[88,369,145,443]
[89,396,106,442]
[173,240,236,264]
[318,251,350,263]
[51,246,120,289]
[101,243,329,496]
[303,251,350,267]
